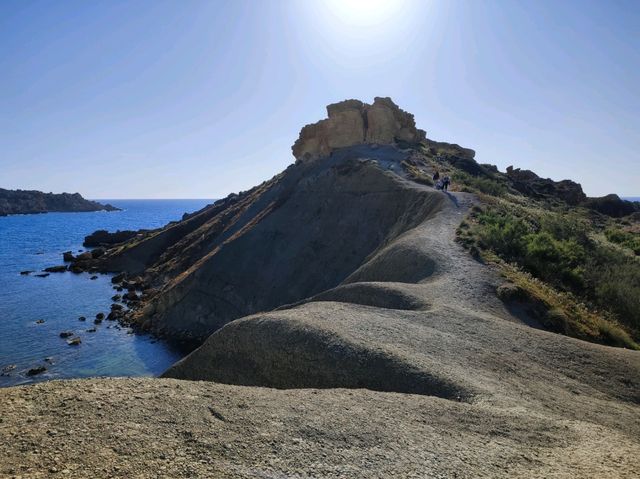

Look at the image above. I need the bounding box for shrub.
[605,228,640,255]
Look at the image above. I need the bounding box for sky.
[1,0,638,198]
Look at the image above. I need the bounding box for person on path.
[443,176,451,191]
[433,170,440,182]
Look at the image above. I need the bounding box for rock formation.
[291,97,426,162]
[0,188,119,216]
[506,165,587,205]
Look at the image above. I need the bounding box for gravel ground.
[1,377,638,478]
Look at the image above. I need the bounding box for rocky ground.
[1,376,638,479]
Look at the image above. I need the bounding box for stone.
[94,318,103,325]
[111,273,125,284]
[91,248,105,259]
[44,265,67,273]
[78,316,86,321]
[75,252,93,262]
[20,270,33,275]
[67,337,81,346]
[35,273,50,278]
[292,97,426,162]
[90,276,98,280]
[63,251,75,262]
[26,366,46,376]
[96,313,105,320]
[59,331,74,338]
[86,328,97,333]
[35,319,45,324]
[111,294,122,301]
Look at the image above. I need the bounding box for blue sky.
[1,0,638,198]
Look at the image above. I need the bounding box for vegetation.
[605,228,640,255]
[457,200,640,349]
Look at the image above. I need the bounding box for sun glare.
[323,0,416,27]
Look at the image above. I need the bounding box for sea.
[0,199,213,387]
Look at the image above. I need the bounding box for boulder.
[44,265,67,273]
[75,252,93,262]
[26,366,46,376]
[59,331,74,338]
[20,270,33,275]
[67,337,81,346]
[63,251,75,262]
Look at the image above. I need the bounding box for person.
[443,176,451,191]
[433,170,440,182]
[435,179,444,190]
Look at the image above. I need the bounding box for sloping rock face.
[129,148,442,341]
[0,188,119,216]
[292,97,426,162]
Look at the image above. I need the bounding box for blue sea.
[0,199,213,387]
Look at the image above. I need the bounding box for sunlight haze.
[1,0,638,198]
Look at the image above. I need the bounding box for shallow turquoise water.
[0,199,212,387]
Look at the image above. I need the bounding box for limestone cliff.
[291,97,426,162]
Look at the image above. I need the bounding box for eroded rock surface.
[292,97,426,162]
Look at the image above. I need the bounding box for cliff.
[0,188,119,216]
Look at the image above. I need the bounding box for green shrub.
[452,171,508,197]
[605,228,640,255]
[468,204,640,343]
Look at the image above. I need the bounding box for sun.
[324,0,414,27]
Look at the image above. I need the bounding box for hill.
[2,98,639,478]
[0,188,119,216]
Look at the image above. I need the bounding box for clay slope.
[102,145,445,341]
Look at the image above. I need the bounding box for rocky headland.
[0,188,119,216]
[2,98,639,478]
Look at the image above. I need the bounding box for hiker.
[443,176,451,191]
[433,170,440,182]
[435,179,444,190]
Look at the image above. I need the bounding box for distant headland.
[0,188,119,216]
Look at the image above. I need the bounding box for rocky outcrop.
[584,194,639,217]
[506,165,587,205]
[0,189,119,216]
[83,230,139,247]
[292,97,426,162]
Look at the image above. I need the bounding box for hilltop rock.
[0,188,119,216]
[292,97,426,162]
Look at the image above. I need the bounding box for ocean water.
[624,197,640,202]
[0,199,213,387]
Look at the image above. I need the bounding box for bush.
[605,228,640,255]
[469,204,640,344]
[453,171,508,197]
